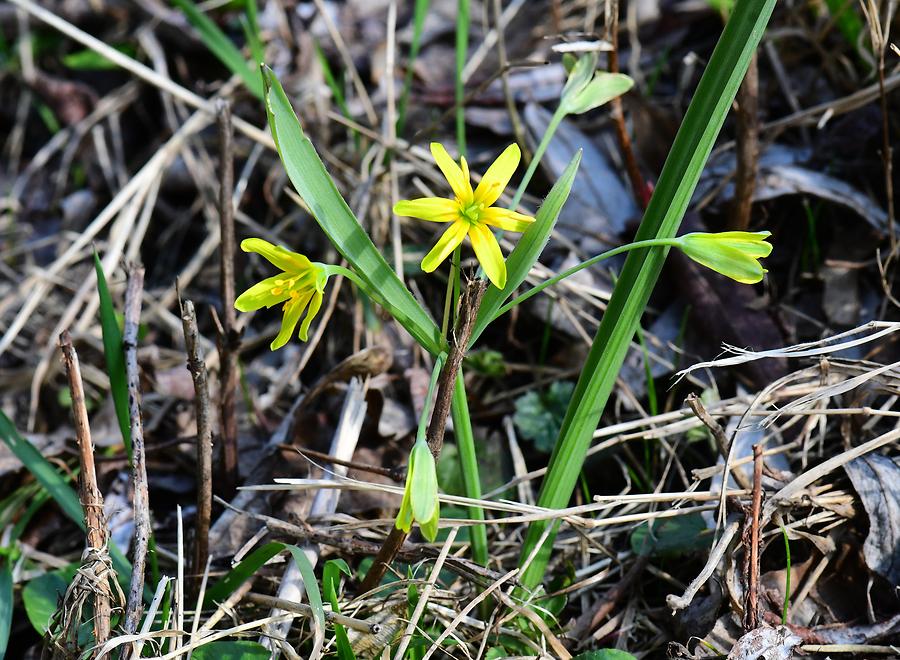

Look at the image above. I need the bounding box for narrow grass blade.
[450,372,487,566]
[518,0,778,589]
[0,562,11,658]
[0,411,83,528]
[171,0,263,99]
[261,65,443,354]
[285,546,326,641]
[94,252,131,457]
[455,0,470,154]
[204,542,284,604]
[323,559,355,660]
[470,151,582,347]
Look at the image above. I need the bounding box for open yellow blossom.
[234,238,328,350]
[394,143,534,289]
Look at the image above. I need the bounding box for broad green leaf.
[191,641,270,660]
[94,252,131,457]
[23,566,76,634]
[518,0,778,589]
[470,151,581,347]
[171,0,263,99]
[573,651,637,660]
[513,381,575,453]
[0,562,11,656]
[261,66,442,354]
[630,513,710,558]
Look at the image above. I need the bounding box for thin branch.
[122,263,149,642]
[216,99,240,498]
[180,299,213,591]
[744,443,764,631]
[59,330,111,647]
[732,52,759,231]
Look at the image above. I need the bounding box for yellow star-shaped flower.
[234,238,328,350]
[394,143,534,289]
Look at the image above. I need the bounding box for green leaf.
[23,566,75,634]
[261,66,443,354]
[171,0,263,99]
[573,651,637,660]
[449,373,487,566]
[470,151,582,346]
[191,641,270,660]
[630,513,709,558]
[94,252,131,457]
[562,72,634,115]
[0,562,11,656]
[513,382,574,453]
[63,45,135,70]
[518,0,778,589]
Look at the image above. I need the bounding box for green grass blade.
[450,372,487,566]
[396,0,430,135]
[171,0,263,99]
[455,0,469,155]
[0,411,84,528]
[204,542,284,604]
[285,546,325,639]
[517,0,777,589]
[0,562,11,658]
[323,559,356,660]
[94,252,131,458]
[470,151,582,347]
[261,65,443,354]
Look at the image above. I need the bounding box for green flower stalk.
[396,439,440,541]
[234,238,331,350]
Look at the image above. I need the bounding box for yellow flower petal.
[271,291,312,350]
[468,223,506,289]
[393,197,460,222]
[241,238,312,274]
[421,220,468,273]
[473,144,520,207]
[298,290,323,341]
[480,207,534,233]
[234,274,292,312]
[431,143,473,203]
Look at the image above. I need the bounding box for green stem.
[417,354,446,442]
[450,372,488,566]
[510,106,567,209]
[455,0,469,156]
[493,238,682,319]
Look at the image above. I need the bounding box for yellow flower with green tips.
[235,238,329,350]
[677,231,773,284]
[394,143,534,289]
[396,439,439,541]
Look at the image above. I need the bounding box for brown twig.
[180,299,213,590]
[570,553,649,641]
[731,52,759,231]
[59,331,111,648]
[686,393,753,491]
[744,443,764,631]
[290,446,406,482]
[122,263,149,641]
[359,277,487,593]
[606,0,649,210]
[215,99,240,498]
